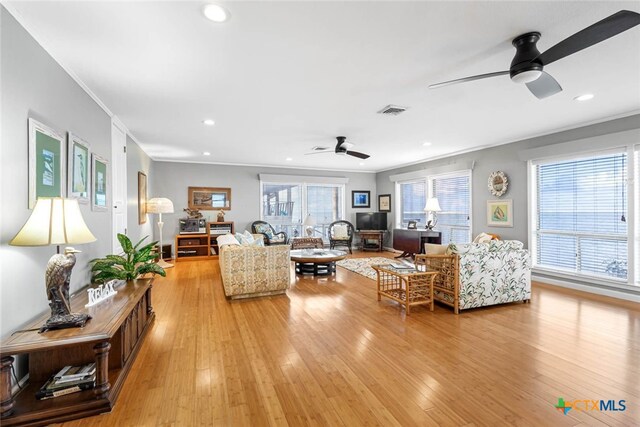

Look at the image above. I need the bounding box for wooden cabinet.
[393,229,442,258]
[174,222,234,261]
[0,279,154,426]
[175,234,209,260]
[208,222,234,256]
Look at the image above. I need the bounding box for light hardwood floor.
[61,251,639,426]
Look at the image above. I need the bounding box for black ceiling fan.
[305,136,370,159]
[429,10,640,99]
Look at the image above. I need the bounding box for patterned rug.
[336,257,400,281]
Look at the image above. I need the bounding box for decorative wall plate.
[488,171,508,197]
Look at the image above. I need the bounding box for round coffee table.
[290,249,347,275]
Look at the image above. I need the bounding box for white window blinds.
[399,180,426,227]
[432,173,471,244]
[534,152,628,280]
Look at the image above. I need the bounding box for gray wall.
[0,7,113,337]
[153,162,376,244]
[126,136,155,245]
[376,115,640,247]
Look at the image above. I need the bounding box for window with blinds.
[431,173,471,244]
[534,152,628,281]
[399,180,426,227]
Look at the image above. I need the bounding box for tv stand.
[357,230,386,252]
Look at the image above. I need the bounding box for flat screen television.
[356,212,387,231]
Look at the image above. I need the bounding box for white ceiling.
[6,1,640,172]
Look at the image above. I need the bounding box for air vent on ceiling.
[311,146,330,151]
[377,104,408,115]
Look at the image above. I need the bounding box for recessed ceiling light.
[422,142,432,146]
[285,157,293,161]
[359,162,365,166]
[203,151,211,156]
[203,119,215,126]
[203,4,229,23]
[574,93,594,102]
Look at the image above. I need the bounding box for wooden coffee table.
[290,249,347,275]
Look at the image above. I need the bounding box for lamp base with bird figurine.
[40,247,92,333]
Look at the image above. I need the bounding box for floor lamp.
[147,197,174,269]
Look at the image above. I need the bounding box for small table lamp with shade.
[10,198,96,332]
[303,214,316,237]
[146,197,174,269]
[424,197,441,230]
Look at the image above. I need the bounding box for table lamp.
[303,214,316,237]
[424,197,441,230]
[146,197,174,269]
[10,198,96,332]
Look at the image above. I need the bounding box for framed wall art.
[67,133,90,204]
[352,190,370,208]
[138,172,147,224]
[188,187,231,210]
[487,199,513,227]
[378,194,391,212]
[28,118,65,208]
[92,154,109,212]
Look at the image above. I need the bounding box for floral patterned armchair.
[415,240,531,314]
[251,221,288,245]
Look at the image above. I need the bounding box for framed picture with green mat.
[92,154,109,212]
[28,118,65,208]
[67,133,91,204]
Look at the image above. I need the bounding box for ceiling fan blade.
[346,151,370,159]
[428,71,509,89]
[534,10,640,66]
[304,151,333,156]
[525,71,562,99]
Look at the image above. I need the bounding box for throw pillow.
[218,234,240,247]
[333,224,349,239]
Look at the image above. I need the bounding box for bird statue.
[40,247,91,332]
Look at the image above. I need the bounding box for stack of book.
[36,363,96,400]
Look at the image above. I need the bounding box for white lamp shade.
[10,198,96,246]
[424,197,442,212]
[303,214,316,226]
[146,197,174,214]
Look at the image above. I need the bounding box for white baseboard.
[533,274,640,303]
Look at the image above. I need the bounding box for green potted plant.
[91,234,167,283]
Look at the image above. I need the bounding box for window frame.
[259,179,346,240]
[395,170,472,245]
[528,146,636,288]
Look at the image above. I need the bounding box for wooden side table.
[357,230,385,252]
[372,264,437,314]
[290,237,324,250]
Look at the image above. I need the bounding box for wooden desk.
[0,279,154,426]
[393,229,442,258]
[357,230,385,252]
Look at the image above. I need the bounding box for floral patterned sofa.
[218,234,291,299]
[415,240,531,314]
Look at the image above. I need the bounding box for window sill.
[532,266,638,292]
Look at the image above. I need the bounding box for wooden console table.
[393,229,442,258]
[0,279,154,426]
[357,230,386,252]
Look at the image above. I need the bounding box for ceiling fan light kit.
[429,10,640,99]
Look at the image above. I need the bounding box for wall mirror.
[188,186,231,210]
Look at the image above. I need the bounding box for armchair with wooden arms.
[251,221,288,245]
